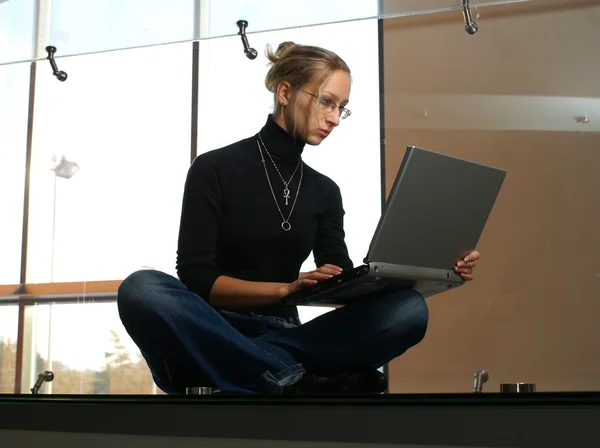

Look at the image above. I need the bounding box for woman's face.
[284,70,351,146]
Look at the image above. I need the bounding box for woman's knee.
[117,269,179,321]
[404,290,429,343]
[386,289,430,347]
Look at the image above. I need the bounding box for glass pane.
[379,0,537,18]
[26,42,192,283]
[0,305,19,393]
[206,0,534,38]
[29,301,155,394]
[0,0,36,65]
[197,19,382,323]
[0,62,29,285]
[383,1,600,393]
[48,0,195,58]
[1,0,545,66]
[206,0,378,38]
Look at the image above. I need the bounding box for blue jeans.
[117,269,429,394]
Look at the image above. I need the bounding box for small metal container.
[186,386,213,395]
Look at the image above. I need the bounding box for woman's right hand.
[282,264,343,297]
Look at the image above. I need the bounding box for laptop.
[281,146,507,307]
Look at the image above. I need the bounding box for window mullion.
[33,0,53,61]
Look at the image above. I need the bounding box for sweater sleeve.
[176,153,224,301]
[313,182,354,271]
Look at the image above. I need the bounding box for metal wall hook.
[461,0,479,35]
[237,20,258,60]
[31,370,54,395]
[46,46,68,81]
[473,369,489,393]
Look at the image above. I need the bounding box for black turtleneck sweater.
[176,115,354,318]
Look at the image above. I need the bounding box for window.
[0,0,35,65]
[0,305,19,393]
[48,0,195,58]
[27,301,154,394]
[197,19,382,322]
[206,0,378,38]
[0,62,29,285]
[26,42,193,283]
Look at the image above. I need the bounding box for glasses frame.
[301,89,352,120]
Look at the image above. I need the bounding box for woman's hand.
[454,250,480,281]
[282,264,343,297]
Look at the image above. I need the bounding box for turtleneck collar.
[256,114,305,165]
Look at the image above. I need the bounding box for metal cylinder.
[186,386,213,395]
[500,383,536,393]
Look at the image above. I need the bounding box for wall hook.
[473,369,489,393]
[46,46,68,81]
[461,0,479,35]
[237,20,258,60]
[31,370,54,395]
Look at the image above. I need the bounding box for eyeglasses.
[301,90,352,120]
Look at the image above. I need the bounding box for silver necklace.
[256,139,303,231]
[258,133,301,206]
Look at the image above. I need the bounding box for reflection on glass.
[26,42,192,283]
[49,0,195,58]
[382,1,600,393]
[0,305,19,393]
[0,0,35,65]
[0,62,29,285]
[30,301,155,394]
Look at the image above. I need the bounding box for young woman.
[117,42,480,395]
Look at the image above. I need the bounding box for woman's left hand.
[454,250,480,281]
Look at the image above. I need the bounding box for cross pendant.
[283,186,290,206]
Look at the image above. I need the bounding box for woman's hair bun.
[265,41,299,92]
[266,41,297,64]
[275,41,297,57]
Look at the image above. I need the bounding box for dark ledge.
[1,392,599,447]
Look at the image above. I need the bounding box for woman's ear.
[276,81,292,106]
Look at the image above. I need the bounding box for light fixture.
[52,155,80,179]
[575,115,590,124]
[50,154,80,283]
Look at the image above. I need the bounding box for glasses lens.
[319,98,336,111]
[340,109,351,120]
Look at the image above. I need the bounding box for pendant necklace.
[258,133,301,206]
[256,136,303,231]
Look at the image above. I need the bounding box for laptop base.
[282,262,465,307]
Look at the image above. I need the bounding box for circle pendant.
[281,221,292,231]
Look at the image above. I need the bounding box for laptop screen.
[365,146,507,270]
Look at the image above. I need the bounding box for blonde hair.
[264,42,351,136]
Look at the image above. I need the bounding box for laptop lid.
[364,146,507,269]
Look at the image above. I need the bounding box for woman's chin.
[305,134,325,146]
